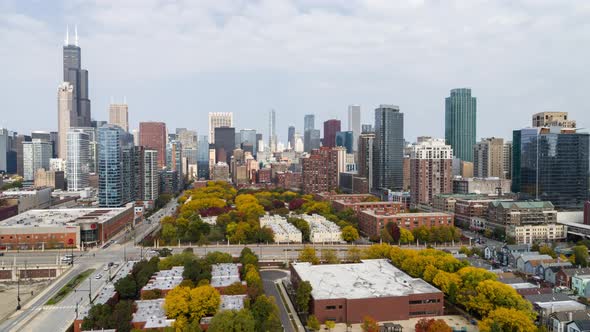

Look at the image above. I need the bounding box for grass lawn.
[46,269,95,305]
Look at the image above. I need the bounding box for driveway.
[261,270,295,332]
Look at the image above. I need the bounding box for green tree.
[399,228,414,244]
[307,315,321,331]
[380,228,393,243]
[81,304,112,330]
[341,225,359,243]
[298,246,320,264]
[240,247,259,266]
[325,320,336,331]
[111,300,134,332]
[539,245,557,259]
[221,282,247,295]
[183,259,211,284]
[244,264,263,300]
[346,246,362,263]
[573,245,589,267]
[296,281,313,315]
[205,251,234,265]
[141,289,162,300]
[251,295,282,332]
[321,249,340,264]
[208,309,256,332]
[288,218,311,242]
[115,276,137,300]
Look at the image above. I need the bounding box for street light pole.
[16,269,21,310]
[88,274,92,304]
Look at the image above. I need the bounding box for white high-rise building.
[294,133,304,153]
[23,139,53,181]
[143,149,159,201]
[66,128,90,191]
[132,129,139,146]
[57,82,75,159]
[108,103,129,132]
[0,128,8,172]
[347,105,361,150]
[269,109,277,152]
[208,112,233,144]
[409,137,454,159]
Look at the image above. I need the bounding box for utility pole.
[16,268,21,310]
[89,274,92,304]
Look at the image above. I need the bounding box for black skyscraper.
[288,126,295,150]
[214,127,236,165]
[63,26,91,127]
[374,105,404,191]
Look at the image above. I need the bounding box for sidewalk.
[276,279,306,332]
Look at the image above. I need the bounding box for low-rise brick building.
[332,200,403,216]
[358,211,454,238]
[290,259,444,323]
[0,204,134,249]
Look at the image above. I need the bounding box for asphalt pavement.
[261,270,296,332]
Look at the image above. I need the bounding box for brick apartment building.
[291,260,444,323]
[358,211,454,238]
[314,193,376,203]
[302,147,339,194]
[276,171,302,190]
[139,122,167,168]
[332,200,404,216]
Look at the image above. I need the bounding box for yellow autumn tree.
[479,308,537,332]
[465,280,535,319]
[298,246,320,264]
[164,285,221,329]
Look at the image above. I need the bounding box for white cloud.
[0,0,589,141]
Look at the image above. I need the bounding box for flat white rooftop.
[211,263,241,288]
[292,259,442,300]
[536,300,586,312]
[142,266,184,291]
[0,204,132,228]
[132,299,174,328]
[220,295,247,311]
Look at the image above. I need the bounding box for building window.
[326,306,337,310]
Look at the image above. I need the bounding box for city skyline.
[2,1,589,143]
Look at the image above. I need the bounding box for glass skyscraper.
[336,131,354,154]
[98,125,124,207]
[445,88,476,162]
[304,114,315,131]
[66,128,89,191]
[512,127,589,210]
[374,105,404,191]
[197,135,210,179]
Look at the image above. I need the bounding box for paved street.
[0,194,471,332]
[261,270,297,332]
[0,199,178,332]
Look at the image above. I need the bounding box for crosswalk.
[38,305,76,311]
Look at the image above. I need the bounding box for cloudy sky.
[1,0,589,143]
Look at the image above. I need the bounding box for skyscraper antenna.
[74,25,79,46]
[124,96,127,104]
[65,25,70,45]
